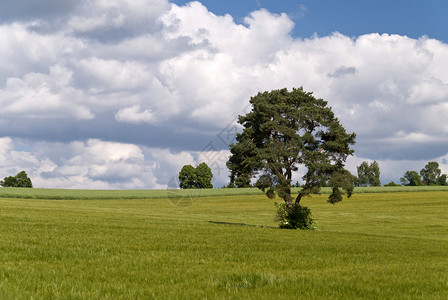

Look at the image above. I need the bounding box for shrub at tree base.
[275,202,314,230]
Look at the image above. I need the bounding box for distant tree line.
[0,171,33,188]
[356,160,447,187]
[400,162,447,186]
[224,160,447,188]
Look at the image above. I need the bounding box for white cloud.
[115,105,155,124]
[0,65,94,120]
[0,137,230,189]
[68,0,170,35]
[408,78,448,105]
[0,137,40,169]
[0,23,84,80]
[0,1,447,189]
[83,139,144,162]
[76,58,152,91]
[0,138,162,189]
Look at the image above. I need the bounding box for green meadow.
[1,185,448,199]
[0,189,447,299]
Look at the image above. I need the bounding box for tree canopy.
[438,174,448,186]
[400,171,422,186]
[195,163,214,189]
[357,161,381,187]
[227,87,356,208]
[420,161,441,186]
[0,171,33,188]
[179,163,213,189]
[179,165,197,189]
[400,161,447,186]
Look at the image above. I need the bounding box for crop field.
[0,189,447,299]
[1,185,448,200]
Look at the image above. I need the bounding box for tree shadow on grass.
[208,221,276,229]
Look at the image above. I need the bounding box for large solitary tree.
[227,87,356,227]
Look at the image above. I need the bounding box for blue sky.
[172,0,448,42]
[0,0,447,189]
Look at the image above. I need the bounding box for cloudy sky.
[1,0,447,189]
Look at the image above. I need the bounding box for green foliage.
[400,171,422,186]
[274,202,314,229]
[195,162,213,189]
[0,171,33,188]
[179,165,197,189]
[356,161,381,186]
[227,87,356,208]
[420,161,442,186]
[384,181,401,187]
[179,163,213,189]
[401,162,447,187]
[438,174,448,186]
[0,192,447,298]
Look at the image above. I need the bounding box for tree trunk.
[295,193,303,205]
[284,166,293,207]
[284,187,293,207]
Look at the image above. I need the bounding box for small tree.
[179,165,197,189]
[420,161,441,186]
[227,87,356,229]
[178,163,213,189]
[195,163,213,189]
[400,171,422,186]
[438,174,448,186]
[357,161,381,187]
[0,171,33,188]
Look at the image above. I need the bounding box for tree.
[356,161,381,186]
[179,165,197,189]
[195,162,213,189]
[438,174,448,186]
[0,171,33,188]
[356,162,369,186]
[178,163,213,189]
[227,87,356,228]
[400,171,422,186]
[420,161,441,186]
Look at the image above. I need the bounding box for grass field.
[1,185,448,200]
[0,190,447,299]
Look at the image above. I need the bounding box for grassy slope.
[0,192,447,299]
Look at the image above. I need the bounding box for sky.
[0,0,447,189]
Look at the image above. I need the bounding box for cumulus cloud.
[408,78,448,105]
[115,105,155,124]
[0,65,94,120]
[0,0,447,188]
[0,137,230,189]
[68,0,170,36]
[0,0,79,23]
